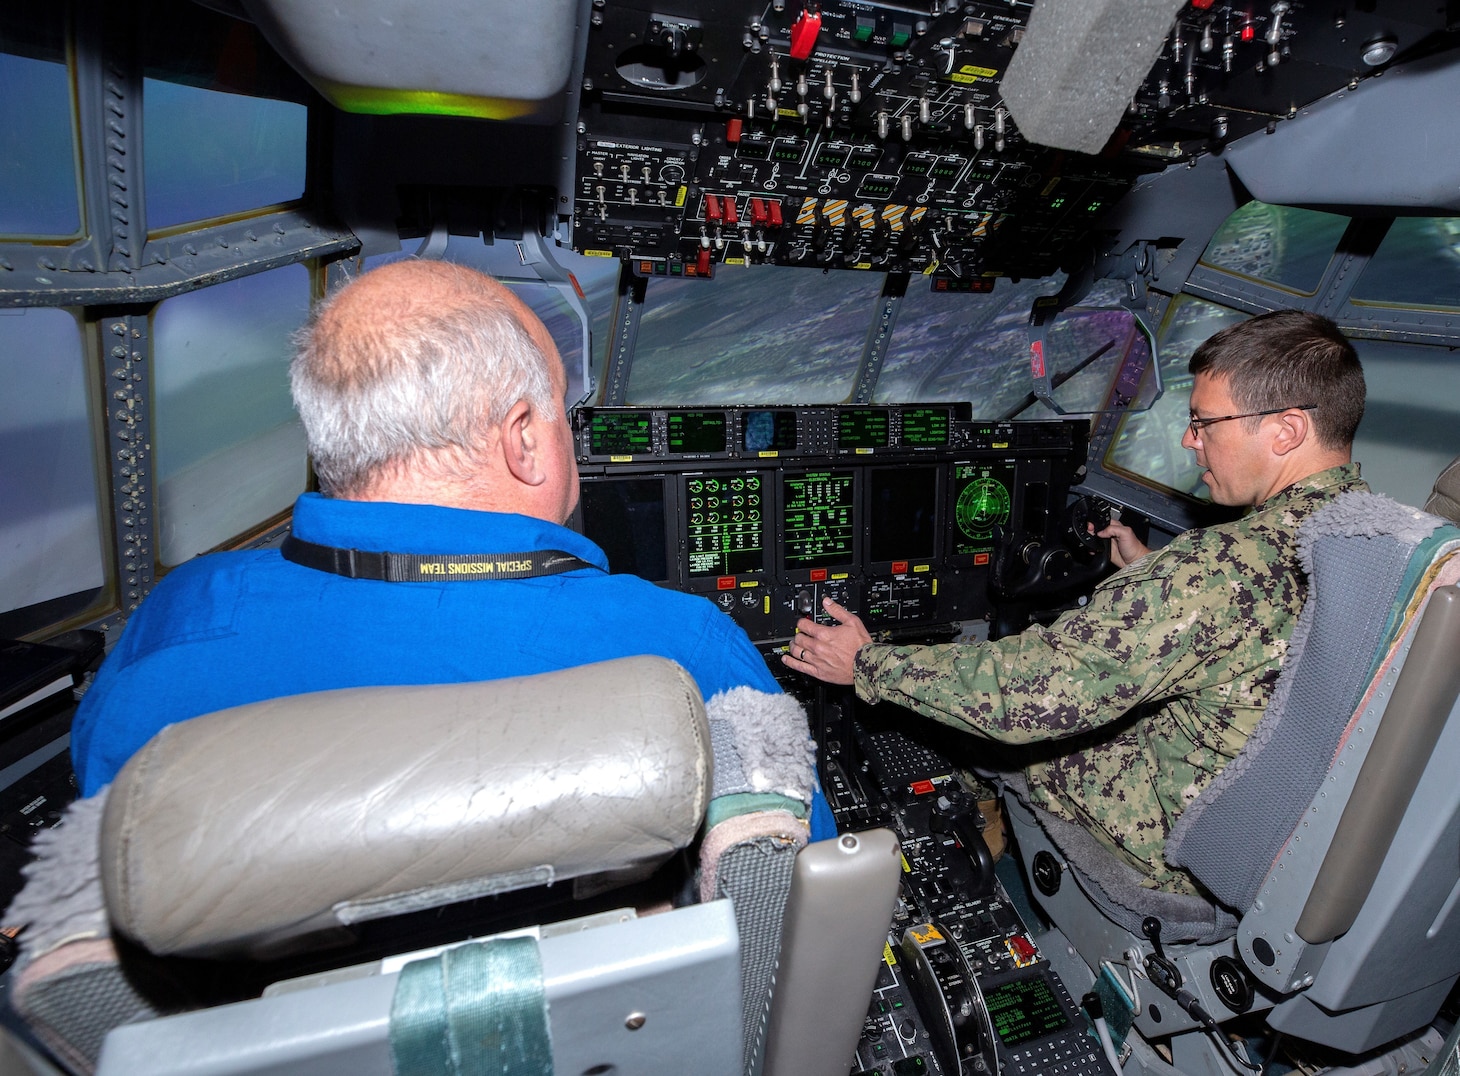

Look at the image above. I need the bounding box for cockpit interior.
[2,0,1460,1073]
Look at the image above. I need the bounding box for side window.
[152,264,312,566]
[1350,218,1460,312]
[1347,339,1460,509]
[0,8,80,238]
[1199,201,1348,296]
[144,79,308,231]
[0,309,107,636]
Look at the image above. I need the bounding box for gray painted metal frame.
[0,9,359,637]
[95,900,742,1076]
[597,266,647,406]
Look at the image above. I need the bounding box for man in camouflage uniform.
[784,310,1368,894]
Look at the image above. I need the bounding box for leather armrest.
[100,656,709,958]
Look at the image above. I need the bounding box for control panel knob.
[794,588,814,615]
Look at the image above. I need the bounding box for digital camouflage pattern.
[854,464,1368,895]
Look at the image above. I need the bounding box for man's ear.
[1270,408,1311,457]
[499,399,547,486]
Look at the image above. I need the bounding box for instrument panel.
[831,717,1109,1076]
[572,404,1115,1074]
[570,405,1090,642]
[572,0,1444,281]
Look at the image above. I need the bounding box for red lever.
[790,8,822,60]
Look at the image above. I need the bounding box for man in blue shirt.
[71,260,800,802]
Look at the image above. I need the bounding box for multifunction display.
[743,410,797,453]
[573,407,1091,642]
[984,975,1071,1048]
[952,462,1015,557]
[685,473,765,577]
[782,471,856,570]
[869,465,939,564]
[837,409,890,451]
[667,411,726,455]
[902,407,951,447]
[588,411,652,457]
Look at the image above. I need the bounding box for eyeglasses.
[1187,404,1317,439]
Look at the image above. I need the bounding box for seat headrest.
[100,656,709,958]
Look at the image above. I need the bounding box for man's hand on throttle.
[781,597,872,685]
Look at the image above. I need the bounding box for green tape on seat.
[389,935,553,1076]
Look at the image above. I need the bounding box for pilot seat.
[1001,489,1460,1076]
[2,655,901,1076]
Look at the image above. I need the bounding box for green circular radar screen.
[956,476,1011,539]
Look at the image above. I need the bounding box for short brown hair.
[1189,310,1365,449]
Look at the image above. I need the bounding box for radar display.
[952,463,1013,557]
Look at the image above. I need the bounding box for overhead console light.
[998,0,1187,154]
[1361,35,1400,67]
[237,0,580,121]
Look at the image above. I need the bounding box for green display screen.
[589,411,652,456]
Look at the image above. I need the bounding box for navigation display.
[869,465,938,563]
[950,461,1014,558]
[589,411,652,456]
[782,470,856,570]
[743,410,797,453]
[578,476,670,582]
[684,473,766,577]
[984,975,1070,1048]
[667,410,727,455]
[902,407,950,446]
[837,409,890,450]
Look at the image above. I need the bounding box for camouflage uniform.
[853,464,1368,895]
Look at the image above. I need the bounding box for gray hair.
[290,268,557,496]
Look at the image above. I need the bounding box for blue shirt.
[72,493,783,795]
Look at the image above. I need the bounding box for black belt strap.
[281,535,600,582]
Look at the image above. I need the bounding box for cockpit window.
[1103,295,1247,499]
[143,80,307,232]
[1347,337,1460,508]
[626,266,877,404]
[0,308,107,637]
[141,9,310,233]
[0,7,80,238]
[873,277,1059,414]
[1350,217,1460,312]
[152,263,311,566]
[1199,201,1349,296]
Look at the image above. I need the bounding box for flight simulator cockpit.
[3,0,1460,1073]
